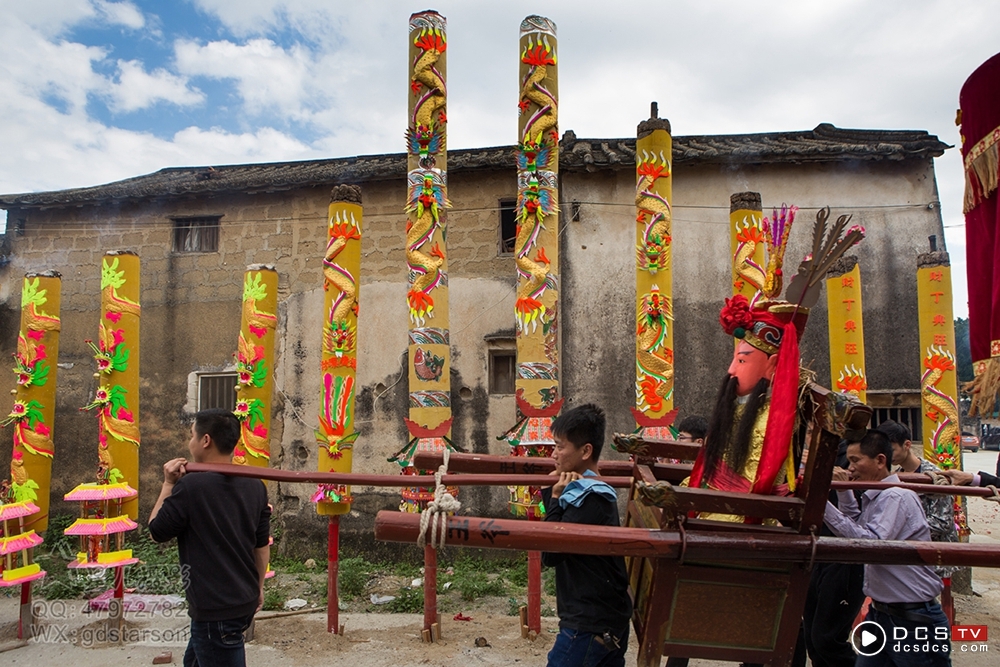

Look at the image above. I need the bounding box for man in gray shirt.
[824,429,950,666]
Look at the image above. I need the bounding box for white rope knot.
[984,484,1000,504]
[417,448,462,550]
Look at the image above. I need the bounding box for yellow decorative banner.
[233,266,278,469]
[730,192,765,303]
[83,252,140,520]
[3,272,61,533]
[826,258,867,403]
[315,186,361,516]
[633,110,675,428]
[916,252,960,469]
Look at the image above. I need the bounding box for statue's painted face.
[727,341,778,396]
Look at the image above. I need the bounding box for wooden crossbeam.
[374,510,1000,568]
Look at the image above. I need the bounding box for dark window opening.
[198,373,238,411]
[173,217,220,253]
[489,349,516,395]
[499,199,517,255]
[870,407,923,444]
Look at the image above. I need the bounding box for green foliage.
[389,559,421,580]
[454,573,507,601]
[262,586,284,611]
[339,557,372,599]
[386,586,423,613]
[506,597,522,616]
[270,552,323,574]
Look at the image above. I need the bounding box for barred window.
[198,373,238,411]
[173,217,220,253]
[870,407,923,444]
[489,349,516,395]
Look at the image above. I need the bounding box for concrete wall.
[0,155,945,559]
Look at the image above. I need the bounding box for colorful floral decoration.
[730,192,766,305]
[826,257,868,403]
[65,254,141,572]
[501,15,562,518]
[1,272,61,588]
[392,10,460,513]
[233,267,278,466]
[632,110,676,435]
[315,187,362,515]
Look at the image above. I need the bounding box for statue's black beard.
[702,375,771,484]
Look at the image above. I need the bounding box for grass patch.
[339,557,374,599]
[386,586,423,613]
[262,586,284,611]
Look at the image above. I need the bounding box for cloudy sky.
[3,0,999,315]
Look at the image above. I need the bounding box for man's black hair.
[856,429,893,465]
[194,408,242,455]
[551,403,606,461]
[677,415,708,441]
[876,419,911,446]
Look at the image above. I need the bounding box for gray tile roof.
[0,124,949,209]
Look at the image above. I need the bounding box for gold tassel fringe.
[963,356,1000,417]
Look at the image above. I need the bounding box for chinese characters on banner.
[826,258,867,403]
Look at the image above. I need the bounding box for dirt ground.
[2,449,999,666]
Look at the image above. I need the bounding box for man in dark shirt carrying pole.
[149,409,271,667]
[540,403,632,667]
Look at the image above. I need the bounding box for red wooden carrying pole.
[112,564,125,638]
[328,515,339,634]
[184,462,995,499]
[374,511,1000,567]
[183,462,630,488]
[424,545,437,639]
[527,527,542,634]
[17,581,31,640]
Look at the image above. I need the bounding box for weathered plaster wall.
[0,156,944,559]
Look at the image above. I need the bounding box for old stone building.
[0,122,949,556]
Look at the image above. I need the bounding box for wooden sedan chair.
[617,384,871,667]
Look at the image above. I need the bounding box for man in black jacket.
[540,403,631,667]
[149,409,270,667]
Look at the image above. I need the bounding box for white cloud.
[0,17,107,115]
[3,0,1000,319]
[93,1,145,30]
[5,0,145,36]
[174,38,318,120]
[107,59,204,112]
